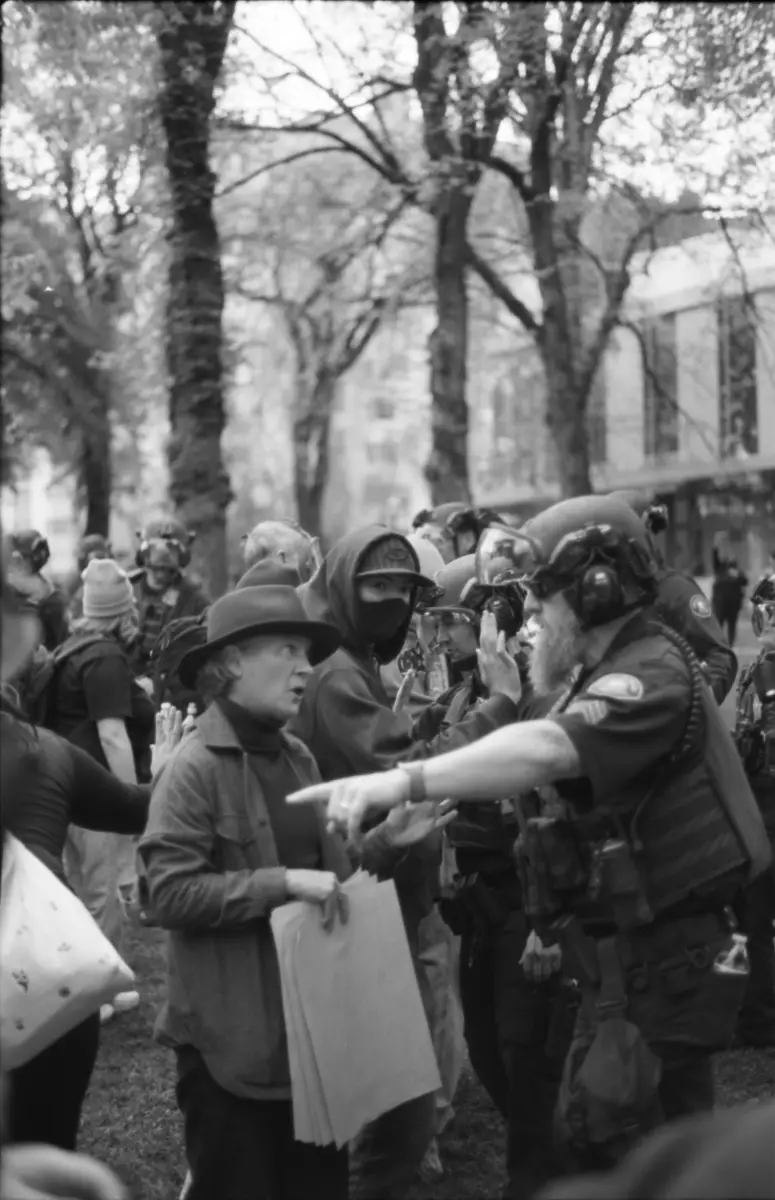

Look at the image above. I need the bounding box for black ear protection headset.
[528,525,658,628]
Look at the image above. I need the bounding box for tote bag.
[0,835,135,1069]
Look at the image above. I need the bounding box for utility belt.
[438,869,522,939]
[557,909,734,990]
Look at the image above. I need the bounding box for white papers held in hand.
[270,871,441,1148]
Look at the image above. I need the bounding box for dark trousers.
[460,918,568,1200]
[9,1012,101,1150]
[348,1092,437,1200]
[176,1046,348,1200]
[735,865,775,1042]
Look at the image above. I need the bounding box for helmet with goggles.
[475,496,657,627]
[136,517,193,570]
[412,503,504,563]
[751,573,775,638]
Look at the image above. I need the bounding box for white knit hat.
[81,559,135,620]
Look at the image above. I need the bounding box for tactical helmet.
[136,517,192,570]
[10,530,50,573]
[406,534,446,609]
[423,555,479,619]
[412,503,503,563]
[751,573,775,638]
[475,496,657,628]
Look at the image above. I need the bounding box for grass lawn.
[79,925,775,1199]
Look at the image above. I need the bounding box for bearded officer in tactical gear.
[732,572,775,1047]
[289,495,771,1179]
[129,518,210,682]
[421,555,571,1199]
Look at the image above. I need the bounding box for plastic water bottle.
[714,932,749,976]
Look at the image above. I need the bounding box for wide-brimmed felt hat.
[178,585,341,688]
[355,535,434,589]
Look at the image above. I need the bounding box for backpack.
[149,611,208,712]
[16,636,106,727]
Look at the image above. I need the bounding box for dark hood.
[298,525,420,665]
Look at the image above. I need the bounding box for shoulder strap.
[53,635,111,669]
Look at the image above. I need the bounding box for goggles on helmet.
[144,538,184,570]
[476,523,631,599]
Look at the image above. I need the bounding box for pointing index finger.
[287,783,334,805]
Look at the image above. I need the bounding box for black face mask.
[358,598,410,645]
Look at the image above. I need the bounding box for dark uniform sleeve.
[550,639,692,806]
[82,654,134,722]
[655,569,737,704]
[62,736,150,834]
[313,667,520,778]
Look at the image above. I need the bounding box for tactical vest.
[442,680,518,858]
[561,619,769,919]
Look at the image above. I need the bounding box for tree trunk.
[293,371,335,537]
[425,190,473,504]
[155,1,235,599]
[80,391,112,537]
[529,193,593,497]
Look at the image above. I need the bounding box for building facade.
[478,217,775,577]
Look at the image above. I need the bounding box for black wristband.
[398,762,427,804]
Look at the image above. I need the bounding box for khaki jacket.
[138,703,351,1099]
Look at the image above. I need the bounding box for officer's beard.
[529,612,584,696]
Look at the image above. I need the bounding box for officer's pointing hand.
[287,768,410,844]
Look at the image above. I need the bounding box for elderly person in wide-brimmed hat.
[139,584,352,1200]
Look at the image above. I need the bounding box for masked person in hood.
[292,526,523,1200]
[609,491,737,703]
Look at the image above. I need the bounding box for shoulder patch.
[564,698,610,725]
[585,673,645,702]
[689,594,711,619]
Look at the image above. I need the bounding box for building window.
[718,295,758,458]
[587,367,607,465]
[642,313,679,459]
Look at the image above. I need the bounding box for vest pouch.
[556,938,662,1156]
[699,686,772,881]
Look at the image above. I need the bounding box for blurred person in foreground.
[609,491,737,702]
[290,496,770,1176]
[50,559,155,1022]
[0,554,128,1200]
[291,525,524,1200]
[732,571,775,1048]
[241,518,322,584]
[6,530,68,652]
[538,1097,775,1200]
